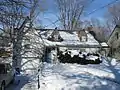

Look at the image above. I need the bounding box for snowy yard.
[6,57,120,90]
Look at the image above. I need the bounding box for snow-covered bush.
[57,51,102,65]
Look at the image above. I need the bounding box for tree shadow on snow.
[6,59,40,90]
[61,72,120,90]
[6,75,31,90]
[101,57,120,84]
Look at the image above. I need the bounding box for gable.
[107,25,120,47]
[108,25,120,41]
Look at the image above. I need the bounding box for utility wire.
[43,19,59,28]
[86,0,120,16]
[43,0,120,28]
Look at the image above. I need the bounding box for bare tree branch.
[55,0,94,30]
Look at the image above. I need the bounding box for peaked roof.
[40,29,101,48]
[107,25,120,42]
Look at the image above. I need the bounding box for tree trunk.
[12,28,23,69]
[12,17,29,69]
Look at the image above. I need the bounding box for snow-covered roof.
[40,30,100,47]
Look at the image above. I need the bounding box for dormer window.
[47,31,63,42]
[78,31,87,42]
[24,44,30,49]
[81,36,87,42]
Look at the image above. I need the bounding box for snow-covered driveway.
[21,60,120,90]
[6,58,120,90]
[37,63,120,90]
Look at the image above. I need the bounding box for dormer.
[77,30,87,42]
[47,30,63,42]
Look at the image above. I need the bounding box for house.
[0,29,44,73]
[0,27,109,68]
[107,25,120,59]
[39,28,109,63]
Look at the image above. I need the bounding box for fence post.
[38,69,40,89]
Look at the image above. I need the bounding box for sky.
[38,0,119,29]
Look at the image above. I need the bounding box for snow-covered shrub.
[57,51,102,65]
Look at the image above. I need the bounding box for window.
[80,48,85,52]
[81,36,87,42]
[6,64,12,71]
[25,39,30,44]
[0,64,5,74]
[24,44,30,49]
[115,32,119,39]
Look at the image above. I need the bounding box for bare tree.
[0,0,44,69]
[107,1,120,25]
[55,0,94,30]
[20,28,45,75]
[88,18,107,42]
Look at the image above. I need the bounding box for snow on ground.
[6,57,120,90]
[21,58,120,90]
[38,61,120,90]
